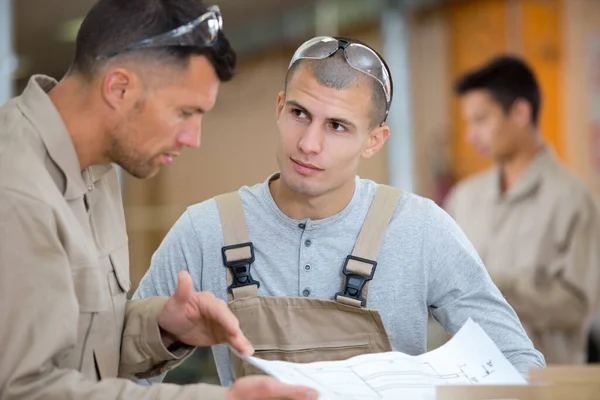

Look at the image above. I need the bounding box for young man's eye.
[181,110,193,119]
[291,108,307,119]
[330,122,346,132]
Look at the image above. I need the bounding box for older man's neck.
[49,76,110,171]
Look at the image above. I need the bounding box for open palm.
[157,271,253,355]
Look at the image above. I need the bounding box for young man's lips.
[292,159,322,170]
[292,158,323,175]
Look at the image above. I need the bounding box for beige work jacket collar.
[490,146,557,204]
[17,75,112,200]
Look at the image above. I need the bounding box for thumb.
[173,270,194,304]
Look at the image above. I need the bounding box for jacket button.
[302,288,311,297]
[304,239,312,247]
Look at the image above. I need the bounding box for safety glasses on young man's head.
[96,5,222,60]
[289,36,393,124]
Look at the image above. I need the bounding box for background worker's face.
[460,89,521,161]
[275,65,388,198]
[105,56,220,179]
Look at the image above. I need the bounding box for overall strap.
[215,192,259,301]
[336,185,403,308]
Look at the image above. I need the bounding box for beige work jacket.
[0,76,228,399]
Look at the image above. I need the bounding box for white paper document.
[238,318,527,400]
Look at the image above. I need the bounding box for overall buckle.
[221,242,260,294]
[335,255,377,307]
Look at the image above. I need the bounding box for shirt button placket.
[299,222,313,297]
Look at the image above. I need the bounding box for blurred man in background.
[445,55,600,365]
[0,0,316,398]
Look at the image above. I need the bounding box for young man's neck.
[500,133,545,193]
[269,176,355,221]
[48,75,108,171]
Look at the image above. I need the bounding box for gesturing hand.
[157,271,253,356]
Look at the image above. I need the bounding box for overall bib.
[215,185,402,379]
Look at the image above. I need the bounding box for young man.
[445,56,600,364]
[134,37,545,386]
[0,0,316,399]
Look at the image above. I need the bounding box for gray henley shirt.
[133,174,545,386]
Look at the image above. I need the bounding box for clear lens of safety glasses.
[289,36,339,65]
[97,5,222,60]
[344,43,392,106]
[288,36,392,123]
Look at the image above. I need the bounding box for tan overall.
[215,185,402,379]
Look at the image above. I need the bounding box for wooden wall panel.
[521,0,563,160]
[447,0,507,181]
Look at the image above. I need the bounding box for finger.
[173,271,194,304]
[205,296,242,336]
[205,296,254,355]
[229,330,254,356]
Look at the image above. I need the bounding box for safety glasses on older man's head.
[289,36,393,124]
[96,5,222,60]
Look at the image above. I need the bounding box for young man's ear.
[276,91,286,120]
[361,124,390,159]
